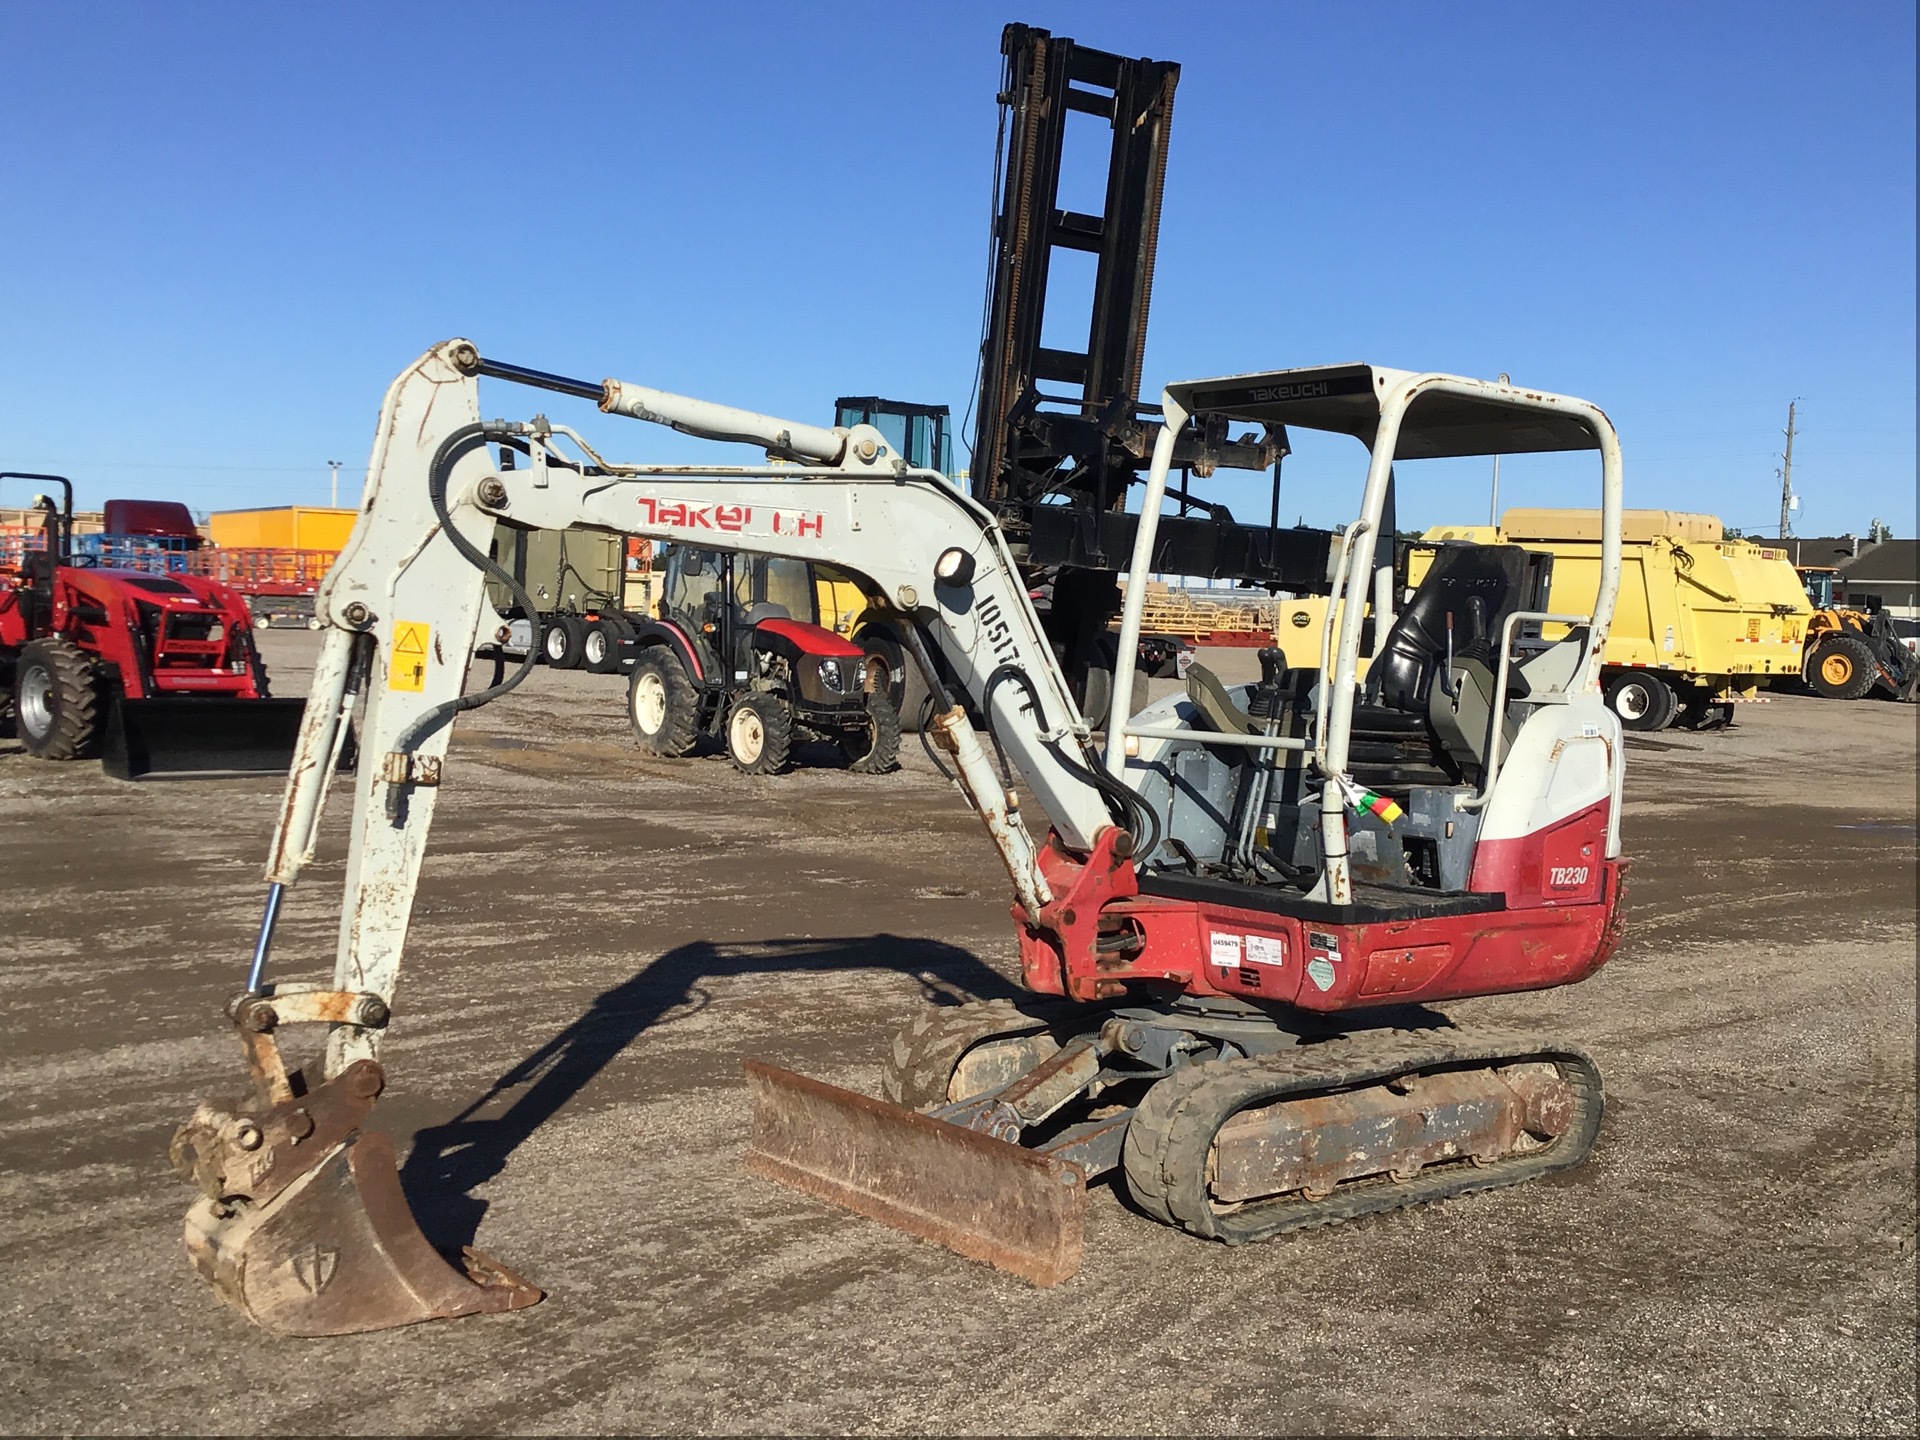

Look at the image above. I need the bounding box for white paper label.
[1245,934,1284,967]
[1210,932,1243,968]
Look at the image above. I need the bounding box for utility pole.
[1488,374,1509,527]
[1776,402,1797,540]
[328,460,343,508]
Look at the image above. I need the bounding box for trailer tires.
[725,692,791,775]
[1604,672,1677,731]
[542,614,588,670]
[1807,636,1876,700]
[1079,655,1151,730]
[13,638,100,761]
[627,649,700,757]
[584,615,632,674]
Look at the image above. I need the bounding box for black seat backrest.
[1369,544,1551,714]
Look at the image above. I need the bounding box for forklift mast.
[970,23,1336,646]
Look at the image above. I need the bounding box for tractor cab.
[834,396,956,482]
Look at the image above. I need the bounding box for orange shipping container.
[207,506,357,552]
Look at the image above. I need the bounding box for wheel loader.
[1796,566,1919,701]
[169,342,1630,1335]
[0,474,307,778]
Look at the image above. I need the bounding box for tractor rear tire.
[1605,672,1677,731]
[840,693,901,775]
[543,613,588,670]
[1807,636,1877,700]
[1676,693,1733,731]
[13,637,100,761]
[856,625,930,734]
[627,648,700,756]
[726,692,791,774]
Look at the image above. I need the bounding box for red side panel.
[755,617,864,657]
[1468,798,1611,908]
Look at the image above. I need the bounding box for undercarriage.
[748,996,1600,1283]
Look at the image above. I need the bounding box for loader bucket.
[742,1060,1087,1286]
[102,696,310,780]
[172,1058,540,1336]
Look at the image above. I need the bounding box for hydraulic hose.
[384,421,546,820]
[980,661,1164,863]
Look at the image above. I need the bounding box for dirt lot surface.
[3,633,1914,1435]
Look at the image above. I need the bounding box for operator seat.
[1365,543,1550,776]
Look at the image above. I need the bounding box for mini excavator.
[170,340,1628,1333]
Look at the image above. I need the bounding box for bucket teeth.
[174,1058,540,1336]
[743,1060,1086,1287]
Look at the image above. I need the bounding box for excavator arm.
[171,340,1136,1333]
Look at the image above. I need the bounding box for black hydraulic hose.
[979,660,1163,862]
[384,421,544,821]
[1044,733,1163,864]
[916,691,955,783]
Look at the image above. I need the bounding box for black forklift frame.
[970,24,1338,602]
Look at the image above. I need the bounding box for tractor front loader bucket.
[172,1040,540,1336]
[103,696,314,780]
[743,1060,1087,1286]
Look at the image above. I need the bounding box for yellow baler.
[1416,509,1811,730]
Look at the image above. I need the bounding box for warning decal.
[389,620,430,692]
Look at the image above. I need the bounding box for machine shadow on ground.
[397,932,1021,1251]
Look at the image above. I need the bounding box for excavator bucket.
[171,1054,540,1336]
[742,1060,1087,1287]
[102,696,311,780]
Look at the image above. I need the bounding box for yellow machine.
[1795,566,1919,701]
[1416,510,1810,730]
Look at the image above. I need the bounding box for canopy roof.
[1166,364,1604,459]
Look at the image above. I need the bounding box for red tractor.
[624,545,899,774]
[1,473,304,778]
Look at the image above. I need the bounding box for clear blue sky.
[2,1,1913,539]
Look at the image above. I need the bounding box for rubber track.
[880,999,1094,1111]
[1122,1025,1604,1242]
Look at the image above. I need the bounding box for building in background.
[1839,540,1918,618]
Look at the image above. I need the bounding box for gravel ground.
[1,634,1913,1435]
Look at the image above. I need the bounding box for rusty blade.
[742,1060,1086,1287]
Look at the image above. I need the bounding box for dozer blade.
[102,696,313,780]
[743,1060,1086,1287]
[173,1059,540,1336]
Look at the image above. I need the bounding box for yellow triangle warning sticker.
[390,621,431,691]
